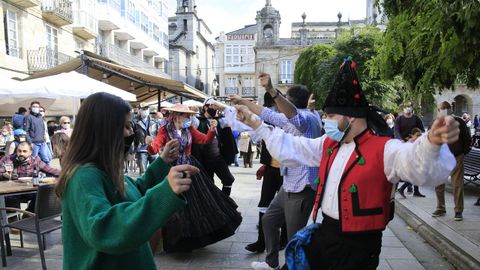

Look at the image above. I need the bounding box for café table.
[0,180,39,266]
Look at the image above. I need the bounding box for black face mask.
[124,134,134,155]
[207,108,217,118]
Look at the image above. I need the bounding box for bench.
[464,148,480,187]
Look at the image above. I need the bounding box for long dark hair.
[56,92,131,198]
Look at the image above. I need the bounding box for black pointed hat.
[322,56,369,117]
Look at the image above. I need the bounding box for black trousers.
[304,215,382,270]
[203,155,235,187]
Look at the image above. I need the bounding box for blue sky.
[168,0,368,38]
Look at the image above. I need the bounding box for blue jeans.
[136,152,157,173]
[32,142,50,165]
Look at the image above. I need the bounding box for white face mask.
[403,107,413,114]
[40,112,45,117]
[386,119,394,126]
[142,110,149,118]
[61,124,70,129]
[31,107,40,114]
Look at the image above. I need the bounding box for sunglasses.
[63,122,70,124]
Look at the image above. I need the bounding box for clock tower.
[256,0,281,46]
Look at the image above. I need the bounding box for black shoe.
[454,212,463,221]
[413,193,426,198]
[245,241,265,253]
[397,189,406,198]
[432,210,446,217]
[474,199,480,206]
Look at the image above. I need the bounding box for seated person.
[7,129,28,156]
[0,142,60,212]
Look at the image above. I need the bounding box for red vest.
[312,129,394,233]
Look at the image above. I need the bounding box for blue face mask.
[323,118,349,142]
[182,119,192,129]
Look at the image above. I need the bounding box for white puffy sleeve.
[252,124,325,167]
[384,134,456,186]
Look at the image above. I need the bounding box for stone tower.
[255,0,281,46]
[176,0,196,14]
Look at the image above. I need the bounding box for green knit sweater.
[61,157,187,270]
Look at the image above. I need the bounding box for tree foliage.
[376,0,480,109]
[295,27,400,112]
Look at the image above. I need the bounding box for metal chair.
[0,183,62,269]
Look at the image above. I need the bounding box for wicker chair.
[0,183,62,269]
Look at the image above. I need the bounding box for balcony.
[27,47,72,72]
[6,0,40,8]
[225,87,239,95]
[72,11,97,40]
[41,0,73,26]
[241,87,256,96]
[5,44,22,59]
[97,43,168,77]
[278,74,294,85]
[97,0,122,30]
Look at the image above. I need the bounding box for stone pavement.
[395,179,480,270]
[2,159,431,269]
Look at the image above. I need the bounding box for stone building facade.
[1,0,170,79]
[168,0,216,95]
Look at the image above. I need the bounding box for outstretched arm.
[384,116,459,186]
[236,105,324,167]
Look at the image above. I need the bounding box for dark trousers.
[305,215,382,270]
[5,194,36,213]
[203,156,235,194]
[398,182,422,194]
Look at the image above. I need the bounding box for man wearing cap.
[133,103,158,174]
[235,59,459,269]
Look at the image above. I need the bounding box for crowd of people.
[0,57,479,270]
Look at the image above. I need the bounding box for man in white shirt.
[234,58,459,270]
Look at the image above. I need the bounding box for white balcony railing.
[72,10,97,38]
[96,43,167,76]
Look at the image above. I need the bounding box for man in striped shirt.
[230,72,321,270]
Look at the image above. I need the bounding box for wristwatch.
[271,89,281,99]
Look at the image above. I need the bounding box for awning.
[24,51,207,105]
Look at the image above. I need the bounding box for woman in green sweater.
[55,92,199,270]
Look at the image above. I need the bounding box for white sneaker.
[251,261,280,270]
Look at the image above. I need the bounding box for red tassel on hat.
[354,93,360,100]
[353,80,358,85]
[351,61,357,69]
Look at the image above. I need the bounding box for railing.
[27,47,72,72]
[225,87,239,95]
[41,0,73,23]
[73,10,97,34]
[242,87,256,96]
[278,74,294,84]
[96,43,166,76]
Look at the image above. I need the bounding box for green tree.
[294,44,336,95]
[295,26,400,112]
[376,0,480,110]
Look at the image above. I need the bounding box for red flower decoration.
[353,80,358,85]
[354,93,360,100]
[351,61,357,69]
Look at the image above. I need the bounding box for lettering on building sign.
[227,34,255,41]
